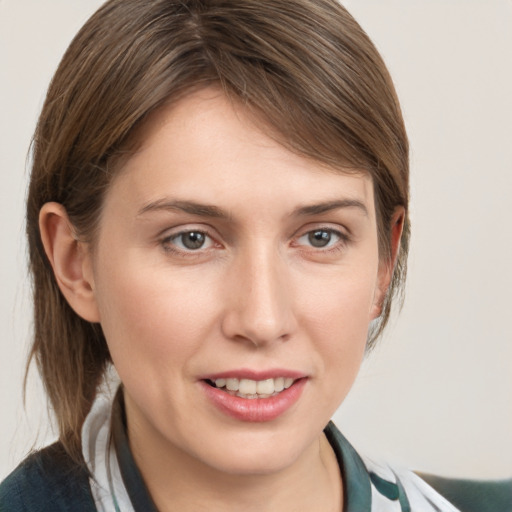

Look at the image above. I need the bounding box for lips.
[200,370,307,422]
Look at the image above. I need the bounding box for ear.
[39,202,100,323]
[370,207,405,320]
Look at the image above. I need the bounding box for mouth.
[200,372,307,422]
[204,377,296,399]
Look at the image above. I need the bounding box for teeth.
[239,379,257,395]
[225,378,238,391]
[256,378,274,395]
[274,377,285,392]
[213,377,297,397]
[215,378,226,388]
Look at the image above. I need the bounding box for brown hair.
[26,0,409,464]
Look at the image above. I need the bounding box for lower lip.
[200,379,307,422]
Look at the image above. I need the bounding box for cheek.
[92,254,223,370]
[299,264,377,339]
[297,267,377,389]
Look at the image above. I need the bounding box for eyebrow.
[294,199,368,217]
[137,198,368,219]
[137,199,229,219]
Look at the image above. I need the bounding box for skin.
[40,88,402,511]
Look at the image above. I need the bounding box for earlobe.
[370,207,405,319]
[39,202,100,323]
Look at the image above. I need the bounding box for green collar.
[324,421,372,512]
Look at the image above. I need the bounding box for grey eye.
[175,231,208,250]
[307,230,332,248]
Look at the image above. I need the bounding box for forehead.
[108,87,375,219]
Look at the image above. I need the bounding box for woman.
[1,0,510,510]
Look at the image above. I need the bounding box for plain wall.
[1,0,511,480]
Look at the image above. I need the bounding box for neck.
[128,418,342,512]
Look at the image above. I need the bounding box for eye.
[165,230,214,251]
[296,228,344,249]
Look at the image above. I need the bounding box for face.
[87,88,389,476]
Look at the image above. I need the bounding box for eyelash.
[160,227,350,257]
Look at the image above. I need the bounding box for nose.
[221,247,296,348]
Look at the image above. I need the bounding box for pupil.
[182,232,205,250]
[308,230,331,248]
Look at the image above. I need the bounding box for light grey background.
[1,0,511,480]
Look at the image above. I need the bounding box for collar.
[324,421,373,512]
[111,389,159,511]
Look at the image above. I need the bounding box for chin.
[185,422,316,477]
[205,445,304,477]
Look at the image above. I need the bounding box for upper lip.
[200,368,307,381]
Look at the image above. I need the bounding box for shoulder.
[417,472,512,512]
[0,442,96,512]
[325,422,511,512]
[370,459,512,512]
[369,462,512,512]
